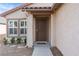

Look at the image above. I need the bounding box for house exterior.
[0,3,55,48]
[1,3,79,56]
[0,17,6,34]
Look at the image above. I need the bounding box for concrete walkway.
[32,44,53,56]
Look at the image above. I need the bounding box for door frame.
[34,16,49,42]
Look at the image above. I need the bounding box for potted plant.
[16,37,21,44]
[3,37,7,45]
[11,37,15,44]
[24,38,27,45]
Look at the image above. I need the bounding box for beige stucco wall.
[55,3,79,56]
[5,9,33,47]
[0,17,6,34]
[31,17,36,43]
[49,14,55,47]
[5,10,27,19]
[27,13,33,47]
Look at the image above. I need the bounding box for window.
[8,19,27,37]
[9,28,13,34]
[9,21,13,27]
[20,28,25,34]
[25,21,27,26]
[8,20,18,36]
[14,28,17,34]
[25,28,27,34]
[14,21,17,27]
[21,21,24,27]
[20,20,27,36]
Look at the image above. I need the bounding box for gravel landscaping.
[0,44,33,56]
[0,35,33,56]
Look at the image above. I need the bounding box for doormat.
[37,43,46,44]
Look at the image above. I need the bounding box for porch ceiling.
[32,11,51,17]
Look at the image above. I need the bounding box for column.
[50,14,55,47]
[27,13,33,48]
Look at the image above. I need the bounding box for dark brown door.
[35,17,48,41]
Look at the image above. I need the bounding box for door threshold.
[35,41,48,44]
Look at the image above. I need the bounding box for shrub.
[3,38,7,45]
[24,38,27,45]
[17,37,21,44]
[11,37,15,44]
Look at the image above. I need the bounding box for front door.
[35,17,48,41]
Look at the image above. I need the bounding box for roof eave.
[52,3,64,13]
[0,3,32,17]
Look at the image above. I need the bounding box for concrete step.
[32,43,53,56]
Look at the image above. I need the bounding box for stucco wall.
[55,4,79,56]
[5,9,33,47]
[27,13,33,47]
[49,14,55,47]
[5,10,27,19]
[0,17,6,34]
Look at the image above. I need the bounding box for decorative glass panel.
[14,21,17,27]
[25,28,27,34]
[9,28,13,34]
[14,28,17,34]
[9,21,13,27]
[20,28,25,34]
[21,21,24,27]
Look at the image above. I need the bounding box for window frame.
[20,20,27,36]
[8,20,18,36]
